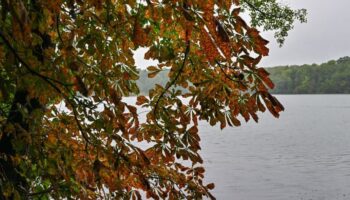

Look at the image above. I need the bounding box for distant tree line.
[137,56,350,94]
[267,56,350,94]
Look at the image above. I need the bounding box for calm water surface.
[127,95,350,200]
[200,95,350,200]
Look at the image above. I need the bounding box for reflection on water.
[200,95,350,200]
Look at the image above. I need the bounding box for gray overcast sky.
[261,0,350,67]
[135,0,350,68]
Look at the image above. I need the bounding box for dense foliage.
[268,57,350,94]
[0,0,305,199]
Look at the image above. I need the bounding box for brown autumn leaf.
[207,183,215,190]
[0,1,290,199]
[136,95,149,105]
[148,70,160,78]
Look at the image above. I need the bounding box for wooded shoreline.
[137,57,350,95]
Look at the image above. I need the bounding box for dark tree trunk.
[0,90,41,199]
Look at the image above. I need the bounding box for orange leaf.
[136,95,149,105]
[147,66,158,71]
[148,70,160,78]
[207,183,215,190]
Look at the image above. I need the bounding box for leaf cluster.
[241,0,307,45]
[0,0,300,199]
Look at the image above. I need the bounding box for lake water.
[127,95,350,200]
[200,95,350,200]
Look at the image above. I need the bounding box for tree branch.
[0,30,93,147]
[0,31,68,92]
[27,186,54,197]
[240,0,283,19]
[215,60,240,83]
[153,41,190,131]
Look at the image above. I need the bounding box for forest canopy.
[268,57,350,94]
[0,0,305,199]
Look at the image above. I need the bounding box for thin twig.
[56,13,64,44]
[153,41,190,131]
[71,105,93,150]
[215,60,239,83]
[27,186,55,197]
